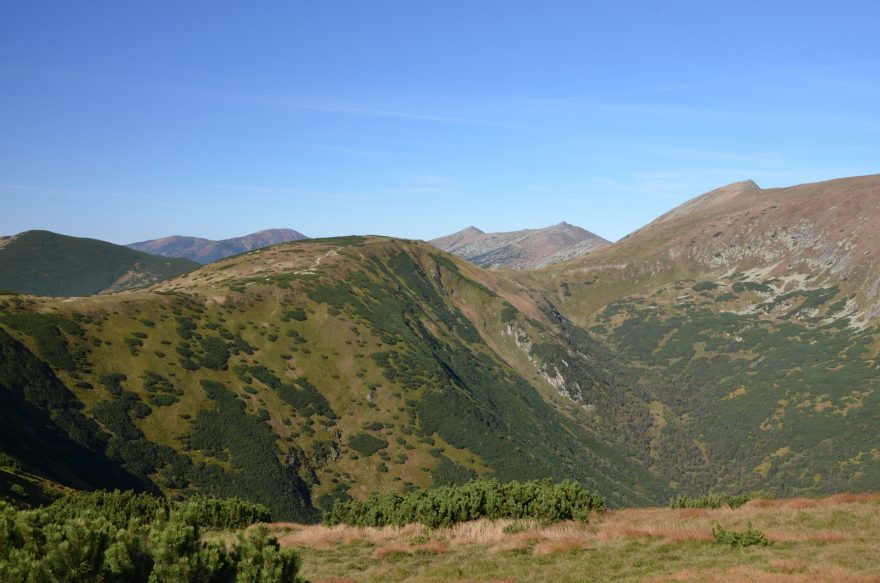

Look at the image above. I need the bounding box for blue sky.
[2,1,879,244]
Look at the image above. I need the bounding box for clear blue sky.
[2,1,878,244]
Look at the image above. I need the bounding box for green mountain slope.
[0,230,198,296]
[6,176,876,516]
[0,327,147,495]
[0,236,663,518]
[529,175,880,497]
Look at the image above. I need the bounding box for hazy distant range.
[430,222,609,270]
[127,228,308,264]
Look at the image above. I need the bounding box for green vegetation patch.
[184,380,317,521]
[671,493,751,509]
[430,454,477,487]
[0,313,82,370]
[347,433,389,456]
[692,281,719,292]
[324,479,605,528]
[712,522,771,547]
[0,491,304,582]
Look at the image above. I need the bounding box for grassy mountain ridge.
[0,230,198,297]
[0,236,662,516]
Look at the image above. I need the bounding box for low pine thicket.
[670,493,752,509]
[0,490,304,583]
[712,522,771,547]
[324,479,606,528]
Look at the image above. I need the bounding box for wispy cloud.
[0,183,239,210]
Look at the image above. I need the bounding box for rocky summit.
[430,222,610,270]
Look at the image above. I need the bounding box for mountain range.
[430,222,610,270]
[128,228,308,263]
[2,174,878,518]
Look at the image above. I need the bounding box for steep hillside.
[530,174,880,497]
[0,236,664,518]
[431,223,609,270]
[0,230,198,297]
[128,228,308,263]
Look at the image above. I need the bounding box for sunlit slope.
[541,174,880,322]
[524,175,880,497]
[0,236,662,515]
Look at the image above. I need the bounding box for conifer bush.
[0,492,303,583]
[323,479,605,528]
[711,522,771,547]
[670,493,752,509]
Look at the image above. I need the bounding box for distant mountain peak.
[431,222,609,270]
[128,228,308,263]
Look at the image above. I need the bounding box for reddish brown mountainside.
[545,174,880,323]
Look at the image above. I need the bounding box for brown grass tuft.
[769,559,810,574]
[672,508,711,519]
[412,540,448,554]
[746,492,880,510]
[371,543,412,560]
[275,523,424,550]
[447,519,514,545]
[596,525,712,543]
[532,536,589,555]
[645,565,880,583]
[656,528,714,543]
[489,532,541,554]
[447,579,518,583]
[825,492,880,505]
[766,529,848,543]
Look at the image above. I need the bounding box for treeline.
[324,479,605,528]
[0,490,304,582]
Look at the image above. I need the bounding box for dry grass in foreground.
[264,493,880,582]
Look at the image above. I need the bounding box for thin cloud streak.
[0,183,240,211]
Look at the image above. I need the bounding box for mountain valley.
[2,174,879,521]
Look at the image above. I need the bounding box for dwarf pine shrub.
[0,492,299,582]
[711,522,771,547]
[323,479,605,528]
[670,493,752,509]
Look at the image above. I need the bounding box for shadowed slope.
[0,230,198,297]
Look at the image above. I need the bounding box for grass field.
[266,494,880,582]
